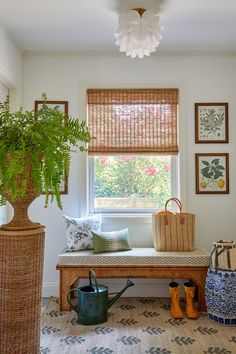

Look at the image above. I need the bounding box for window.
[87,89,179,213]
[89,155,178,213]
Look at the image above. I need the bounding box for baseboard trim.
[42,279,187,298]
[42,282,59,297]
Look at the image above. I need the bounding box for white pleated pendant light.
[115,8,163,58]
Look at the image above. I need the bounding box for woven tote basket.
[152,198,195,251]
[210,240,236,271]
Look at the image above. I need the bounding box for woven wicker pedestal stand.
[0,192,45,354]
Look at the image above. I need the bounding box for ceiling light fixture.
[114,8,163,59]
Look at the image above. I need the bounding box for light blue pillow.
[92,228,132,253]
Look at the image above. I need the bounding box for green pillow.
[92,228,132,253]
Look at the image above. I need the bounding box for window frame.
[0,82,9,225]
[88,155,179,214]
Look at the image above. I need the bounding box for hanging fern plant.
[0,93,93,209]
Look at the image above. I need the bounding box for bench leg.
[59,269,80,311]
[189,270,207,312]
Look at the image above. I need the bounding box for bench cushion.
[58,247,210,267]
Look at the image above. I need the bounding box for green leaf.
[211,159,220,165]
[214,171,223,179]
[214,165,225,170]
[200,166,210,174]
[202,161,209,166]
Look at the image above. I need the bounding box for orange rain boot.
[169,281,184,319]
[184,282,199,319]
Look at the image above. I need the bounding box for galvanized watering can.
[67,269,134,325]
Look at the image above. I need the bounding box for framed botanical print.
[34,100,68,118]
[35,100,68,194]
[195,103,228,143]
[195,153,229,194]
[44,174,68,195]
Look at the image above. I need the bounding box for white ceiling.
[1,0,236,53]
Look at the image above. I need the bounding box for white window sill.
[90,213,152,224]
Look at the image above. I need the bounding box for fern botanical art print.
[35,100,69,194]
[195,153,229,194]
[195,103,228,143]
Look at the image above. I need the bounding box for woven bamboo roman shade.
[87,89,179,155]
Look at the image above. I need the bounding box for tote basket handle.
[164,198,185,225]
[210,240,235,270]
[165,198,182,213]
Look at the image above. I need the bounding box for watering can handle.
[67,288,79,313]
[89,269,99,293]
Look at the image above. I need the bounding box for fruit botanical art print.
[195,153,229,194]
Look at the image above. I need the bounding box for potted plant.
[0,93,92,354]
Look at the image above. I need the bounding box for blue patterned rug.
[40,297,236,354]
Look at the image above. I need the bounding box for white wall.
[0,22,22,105]
[22,52,236,296]
[0,22,22,225]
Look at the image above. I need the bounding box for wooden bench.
[56,247,210,311]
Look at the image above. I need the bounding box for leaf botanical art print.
[195,103,228,143]
[200,108,224,134]
[195,153,229,194]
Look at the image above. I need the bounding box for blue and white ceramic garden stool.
[205,268,236,325]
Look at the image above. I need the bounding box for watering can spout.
[107,279,134,309]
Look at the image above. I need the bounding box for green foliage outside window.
[94,156,171,209]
